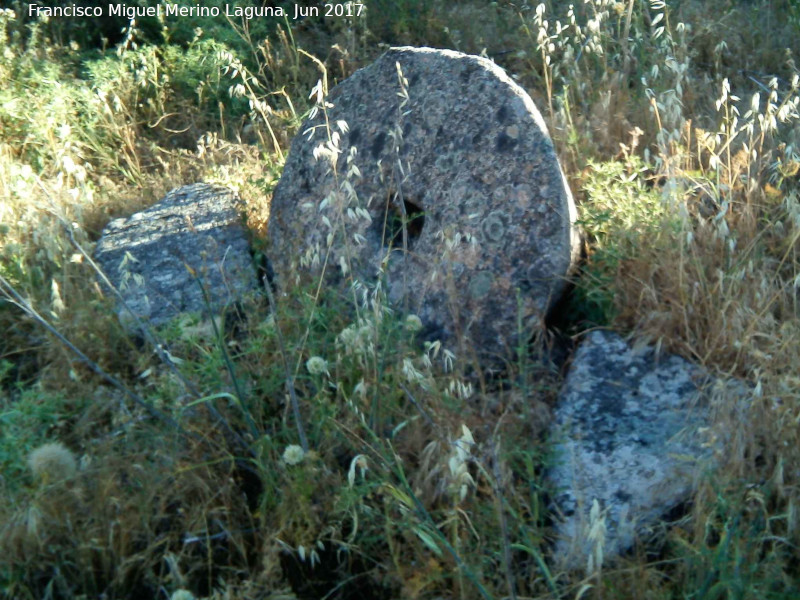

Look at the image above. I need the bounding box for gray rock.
[94,183,258,327]
[267,47,579,366]
[548,331,745,569]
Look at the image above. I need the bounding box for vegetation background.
[1,0,800,598]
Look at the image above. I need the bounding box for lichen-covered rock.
[548,331,745,569]
[267,47,579,366]
[94,183,258,327]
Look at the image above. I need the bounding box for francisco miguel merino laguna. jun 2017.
[27,2,365,20]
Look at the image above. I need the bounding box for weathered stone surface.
[94,183,258,327]
[267,47,579,365]
[548,331,742,569]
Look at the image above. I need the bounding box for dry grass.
[1,1,800,598]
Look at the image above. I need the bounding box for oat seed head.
[586,498,607,575]
[448,425,476,503]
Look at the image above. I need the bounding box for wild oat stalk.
[263,276,309,453]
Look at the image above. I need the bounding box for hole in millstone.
[383,191,425,250]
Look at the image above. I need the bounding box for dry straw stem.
[0,272,185,434]
[486,438,517,600]
[263,275,309,453]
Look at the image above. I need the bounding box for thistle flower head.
[282,444,305,466]
[404,314,423,333]
[306,356,329,376]
[28,442,77,483]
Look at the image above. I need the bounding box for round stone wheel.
[267,47,579,367]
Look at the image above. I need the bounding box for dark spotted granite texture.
[267,47,579,365]
[94,183,258,327]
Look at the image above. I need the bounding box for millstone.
[267,47,579,365]
[94,183,258,327]
[547,331,747,568]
